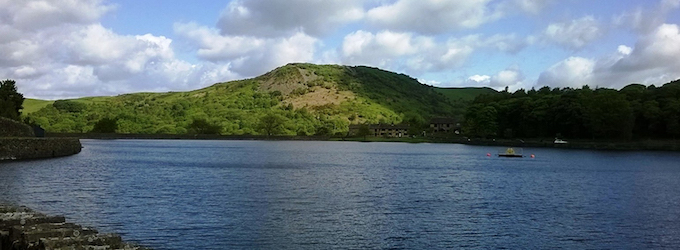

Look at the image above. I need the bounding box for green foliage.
[435,87,497,102]
[21,99,54,114]
[187,119,222,135]
[91,118,118,133]
[53,100,87,113]
[24,63,463,135]
[0,79,24,120]
[464,79,680,140]
[257,112,287,136]
[463,104,498,138]
[357,124,371,139]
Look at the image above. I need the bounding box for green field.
[22,99,54,114]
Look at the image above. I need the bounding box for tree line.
[463,80,680,140]
[5,77,680,140]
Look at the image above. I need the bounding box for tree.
[404,112,426,136]
[356,124,371,140]
[187,118,222,135]
[53,100,87,113]
[91,118,118,133]
[0,79,24,120]
[257,112,286,136]
[463,104,498,138]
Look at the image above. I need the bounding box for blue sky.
[2,0,680,99]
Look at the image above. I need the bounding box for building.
[430,117,459,133]
[349,123,410,138]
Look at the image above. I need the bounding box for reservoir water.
[2,139,680,249]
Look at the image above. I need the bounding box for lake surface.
[2,139,680,249]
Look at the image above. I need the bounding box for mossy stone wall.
[0,117,34,137]
[0,138,81,161]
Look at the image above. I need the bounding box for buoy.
[531,154,535,158]
[487,153,491,157]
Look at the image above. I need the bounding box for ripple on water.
[1,140,680,249]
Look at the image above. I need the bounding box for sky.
[2,0,680,100]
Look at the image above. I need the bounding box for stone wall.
[0,138,81,161]
[0,118,34,137]
[1,205,149,250]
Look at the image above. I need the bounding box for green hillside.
[24,63,474,135]
[22,99,54,114]
[435,87,497,102]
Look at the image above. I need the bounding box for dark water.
[2,140,680,249]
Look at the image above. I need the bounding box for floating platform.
[498,147,523,157]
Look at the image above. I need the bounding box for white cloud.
[537,57,595,88]
[543,16,603,50]
[480,34,528,54]
[418,79,441,86]
[366,0,503,34]
[610,24,680,72]
[538,23,680,89]
[603,23,680,86]
[174,22,266,62]
[491,68,524,87]
[1,0,115,31]
[216,0,363,37]
[0,0,242,99]
[613,0,680,34]
[339,30,527,74]
[175,22,319,77]
[510,0,555,14]
[468,75,491,84]
[465,67,525,89]
[617,45,632,55]
[340,30,439,71]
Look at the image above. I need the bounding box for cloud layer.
[1,0,680,99]
[538,23,680,89]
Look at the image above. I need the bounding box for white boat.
[554,138,568,144]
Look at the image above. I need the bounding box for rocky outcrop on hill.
[0,205,149,250]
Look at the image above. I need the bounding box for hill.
[22,99,54,114]
[24,63,482,135]
[435,87,497,102]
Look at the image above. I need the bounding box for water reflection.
[1,140,680,249]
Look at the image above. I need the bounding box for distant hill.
[24,63,483,135]
[22,99,54,114]
[435,87,498,102]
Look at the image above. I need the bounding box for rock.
[0,205,149,250]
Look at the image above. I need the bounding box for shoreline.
[43,132,680,152]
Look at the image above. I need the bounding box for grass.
[22,99,54,114]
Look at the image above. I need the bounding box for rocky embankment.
[0,118,81,161]
[0,138,82,161]
[0,205,148,250]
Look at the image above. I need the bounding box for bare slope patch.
[284,86,355,108]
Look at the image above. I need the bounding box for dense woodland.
[464,80,680,140]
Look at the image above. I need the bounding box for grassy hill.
[22,99,54,114]
[24,63,485,135]
[435,87,497,102]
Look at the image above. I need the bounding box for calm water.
[2,140,680,249]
